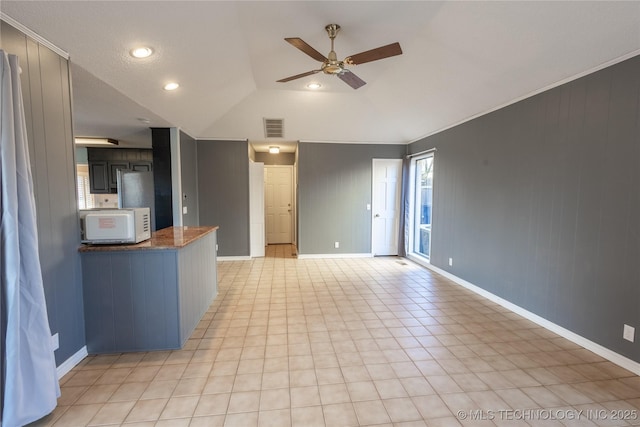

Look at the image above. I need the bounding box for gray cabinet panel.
[80,231,217,353]
[109,161,130,190]
[89,161,109,193]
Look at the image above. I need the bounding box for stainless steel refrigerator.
[117,170,156,231]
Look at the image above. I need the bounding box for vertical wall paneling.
[0,20,85,366]
[197,140,250,257]
[180,131,199,226]
[177,231,217,341]
[297,143,406,255]
[81,230,217,353]
[408,55,640,363]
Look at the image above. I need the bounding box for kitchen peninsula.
[79,226,218,354]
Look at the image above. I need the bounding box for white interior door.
[249,162,265,257]
[265,165,293,244]
[372,159,402,256]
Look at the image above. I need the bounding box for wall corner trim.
[56,346,88,380]
[0,13,70,59]
[413,258,640,376]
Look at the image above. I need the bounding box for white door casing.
[265,165,293,244]
[249,162,265,257]
[372,159,402,256]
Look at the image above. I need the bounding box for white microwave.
[80,208,151,244]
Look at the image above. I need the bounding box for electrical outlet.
[448,257,453,266]
[334,242,340,249]
[182,206,188,215]
[623,324,635,342]
[51,333,59,351]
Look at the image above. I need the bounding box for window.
[76,164,95,209]
[410,154,434,260]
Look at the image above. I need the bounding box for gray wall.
[298,142,406,254]
[1,21,85,366]
[197,140,250,256]
[255,151,296,165]
[180,131,199,226]
[409,55,640,363]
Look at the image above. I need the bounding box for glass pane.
[413,156,433,259]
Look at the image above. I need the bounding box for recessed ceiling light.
[130,46,153,58]
[163,82,179,91]
[269,146,280,154]
[307,82,321,89]
[75,137,119,146]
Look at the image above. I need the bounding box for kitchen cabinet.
[79,226,218,353]
[87,148,153,194]
[109,161,130,191]
[130,161,152,172]
[88,161,109,193]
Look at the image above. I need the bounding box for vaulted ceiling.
[2,1,640,151]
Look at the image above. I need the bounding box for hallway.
[33,246,640,426]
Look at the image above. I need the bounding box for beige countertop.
[79,226,219,252]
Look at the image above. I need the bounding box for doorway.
[409,154,434,260]
[371,159,402,256]
[265,165,294,244]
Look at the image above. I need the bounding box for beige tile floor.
[30,245,640,426]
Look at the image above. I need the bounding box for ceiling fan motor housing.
[278,23,402,89]
[325,24,340,39]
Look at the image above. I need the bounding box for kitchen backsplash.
[94,194,118,208]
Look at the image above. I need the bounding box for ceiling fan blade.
[284,38,328,62]
[346,42,402,65]
[338,70,366,89]
[277,69,321,83]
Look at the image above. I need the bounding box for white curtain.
[0,50,59,427]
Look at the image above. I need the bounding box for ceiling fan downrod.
[323,24,343,75]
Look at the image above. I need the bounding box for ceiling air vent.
[264,118,284,138]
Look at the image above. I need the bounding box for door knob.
[375,214,380,217]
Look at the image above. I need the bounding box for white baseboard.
[217,256,251,261]
[417,260,640,376]
[297,253,373,260]
[57,346,88,379]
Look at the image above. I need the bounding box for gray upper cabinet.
[89,161,109,193]
[108,161,130,191]
[87,148,153,193]
[131,161,152,172]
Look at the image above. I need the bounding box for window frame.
[408,153,434,263]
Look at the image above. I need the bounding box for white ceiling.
[2,1,640,152]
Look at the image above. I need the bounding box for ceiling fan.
[277,24,402,89]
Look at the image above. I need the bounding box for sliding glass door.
[411,154,434,260]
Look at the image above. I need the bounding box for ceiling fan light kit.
[277,23,402,89]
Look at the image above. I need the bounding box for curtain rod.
[406,147,437,158]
